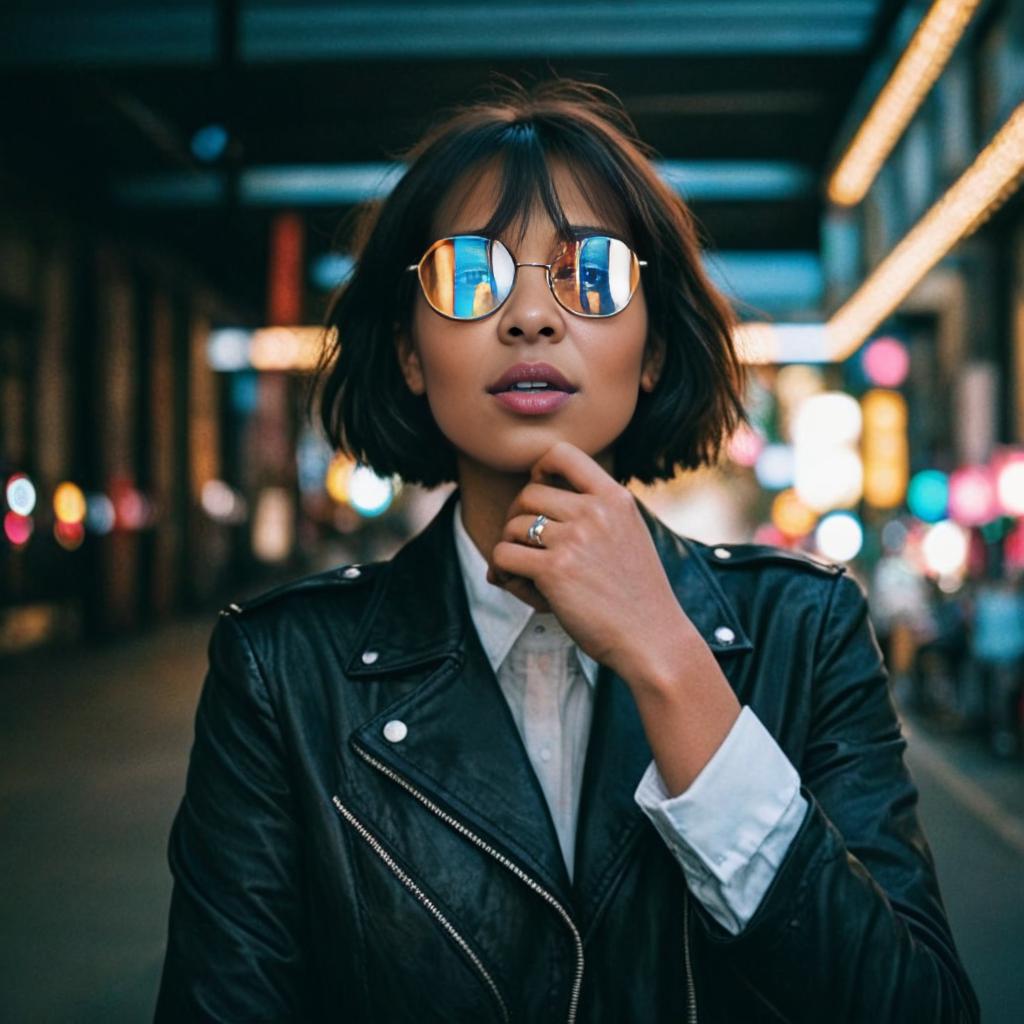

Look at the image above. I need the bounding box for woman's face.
[396,158,662,479]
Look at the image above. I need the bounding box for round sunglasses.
[405,234,647,321]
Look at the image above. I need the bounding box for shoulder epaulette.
[696,542,845,577]
[219,561,383,617]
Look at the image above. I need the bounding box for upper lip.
[487,362,578,393]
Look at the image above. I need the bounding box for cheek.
[411,309,484,415]
[588,309,649,388]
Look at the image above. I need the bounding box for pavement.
[0,615,1021,1022]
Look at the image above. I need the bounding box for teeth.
[510,381,552,390]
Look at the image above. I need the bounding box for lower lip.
[491,389,574,414]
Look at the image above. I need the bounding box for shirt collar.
[453,498,599,688]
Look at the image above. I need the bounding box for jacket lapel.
[347,488,573,906]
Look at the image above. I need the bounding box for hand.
[486,441,693,682]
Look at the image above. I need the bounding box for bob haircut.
[315,78,749,487]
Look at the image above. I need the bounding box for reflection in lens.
[553,236,638,315]
[420,236,514,318]
[490,240,515,309]
[452,236,492,317]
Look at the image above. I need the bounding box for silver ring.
[527,513,548,548]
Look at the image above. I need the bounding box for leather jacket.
[155,487,980,1023]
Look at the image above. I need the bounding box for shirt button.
[342,565,361,579]
[713,547,732,560]
[539,747,552,762]
[713,626,735,645]
[533,624,546,634]
[361,649,380,664]
[382,720,408,743]
[714,853,726,865]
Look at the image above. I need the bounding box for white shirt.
[452,499,809,936]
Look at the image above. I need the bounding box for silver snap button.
[382,720,407,743]
[713,547,732,559]
[713,626,735,645]
[361,649,379,664]
[539,747,552,762]
[342,566,361,579]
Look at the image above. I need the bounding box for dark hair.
[313,78,748,487]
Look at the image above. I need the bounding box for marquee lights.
[828,0,983,207]
[827,101,1024,359]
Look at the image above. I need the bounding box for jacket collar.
[346,486,752,932]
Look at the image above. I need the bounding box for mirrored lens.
[552,236,640,316]
[418,236,515,319]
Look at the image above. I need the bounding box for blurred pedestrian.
[970,571,1024,757]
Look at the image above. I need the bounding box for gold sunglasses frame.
[404,234,647,321]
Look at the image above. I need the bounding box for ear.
[640,333,665,393]
[394,324,426,396]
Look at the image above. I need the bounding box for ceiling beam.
[0,1,879,68]
[111,159,816,207]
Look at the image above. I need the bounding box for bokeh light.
[54,520,85,551]
[793,391,862,448]
[755,444,795,490]
[771,488,818,537]
[4,511,33,546]
[907,469,949,522]
[948,465,997,526]
[6,474,37,516]
[325,454,355,504]
[726,423,764,468]
[191,123,229,162]
[348,465,394,517]
[54,482,87,525]
[795,447,863,511]
[995,452,1024,516]
[752,523,787,546]
[921,519,970,576]
[815,511,864,562]
[85,494,116,535]
[861,336,910,387]
[881,517,909,553]
[201,480,248,524]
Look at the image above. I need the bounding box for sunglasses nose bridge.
[506,260,563,312]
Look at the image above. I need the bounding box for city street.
[1,616,1021,1022]
[3,1,1024,1019]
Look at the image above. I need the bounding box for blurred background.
[1,0,1023,1020]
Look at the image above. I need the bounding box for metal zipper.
[351,742,586,1024]
[331,794,511,1024]
[684,887,698,1023]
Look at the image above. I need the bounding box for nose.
[496,263,567,344]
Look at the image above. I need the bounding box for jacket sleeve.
[153,613,316,1022]
[685,571,980,1024]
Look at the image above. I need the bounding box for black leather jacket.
[155,488,979,1023]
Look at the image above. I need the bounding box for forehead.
[431,156,629,242]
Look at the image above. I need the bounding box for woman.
[155,80,979,1022]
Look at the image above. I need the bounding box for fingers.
[506,481,585,522]
[529,440,621,498]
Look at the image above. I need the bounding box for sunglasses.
[405,234,647,321]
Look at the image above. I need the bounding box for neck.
[455,457,530,566]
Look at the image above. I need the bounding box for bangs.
[423,118,639,258]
